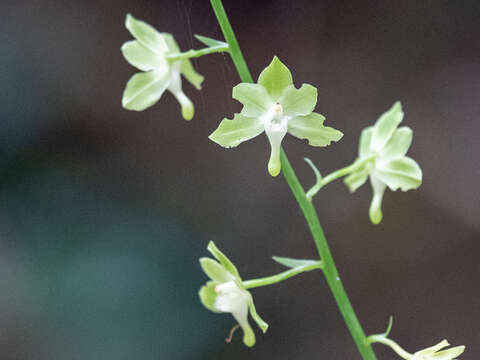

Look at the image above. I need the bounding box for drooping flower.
[121,14,204,120]
[209,56,343,176]
[410,340,465,360]
[344,101,422,224]
[198,241,268,347]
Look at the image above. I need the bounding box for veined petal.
[199,258,233,283]
[265,127,287,177]
[280,84,317,117]
[166,67,194,120]
[122,70,170,111]
[209,114,264,148]
[371,101,404,151]
[415,340,450,356]
[380,126,413,159]
[369,175,386,225]
[233,83,273,117]
[207,241,240,280]
[288,112,343,146]
[257,56,293,100]
[359,127,374,157]
[247,293,268,333]
[121,40,166,71]
[199,281,221,313]
[125,14,168,54]
[375,157,422,191]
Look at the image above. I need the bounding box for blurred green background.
[0,1,478,359]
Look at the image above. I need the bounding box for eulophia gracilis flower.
[199,241,268,347]
[121,14,204,120]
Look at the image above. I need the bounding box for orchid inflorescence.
[119,9,465,360]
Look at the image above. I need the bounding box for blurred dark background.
[0,0,479,359]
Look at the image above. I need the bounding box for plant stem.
[210,1,377,359]
[318,156,375,190]
[243,262,323,289]
[366,336,412,359]
[166,45,229,61]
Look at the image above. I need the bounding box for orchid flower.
[344,102,422,224]
[121,14,203,120]
[198,241,268,347]
[209,56,343,176]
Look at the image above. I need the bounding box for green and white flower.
[344,101,422,224]
[121,14,204,120]
[410,340,465,360]
[199,241,268,347]
[209,56,343,176]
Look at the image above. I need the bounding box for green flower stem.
[166,45,229,62]
[366,335,412,359]
[318,156,375,191]
[210,1,377,359]
[243,262,323,290]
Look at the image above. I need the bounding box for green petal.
[380,127,412,159]
[415,340,450,356]
[160,32,180,53]
[359,127,374,157]
[288,112,343,146]
[199,258,233,283]
[371,101,404,151]
[209,114,264,148]
[207,241,240,280]
[257,56,293,100]
[121,40,165,71]
[199,281,220,313]
[125,14,168,54]
[369,176,386,225]
[344,165,370,192]
[375,157,422,191]
[247,293,268,333]
[232,83,273,117]
[280,84,317,117]
[122,70,170,111]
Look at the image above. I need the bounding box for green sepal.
[247,293,268,333]
[125,14,168,54]
[380,127,412,159]
[209,114,264,148]
[199,281,220,313]
[272,256,320,269]
[194,34,228,50]
[358,127,374,157]
[280,84,317,117]
[207,241,240,280]
[122,70,170,111]
[121,40,164,71]
[233,83,272,117]
[375,157,422,191]
[371,101,403,151]
[288,112,343,146]
[257,56,293,100]
[199,258,233,283]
